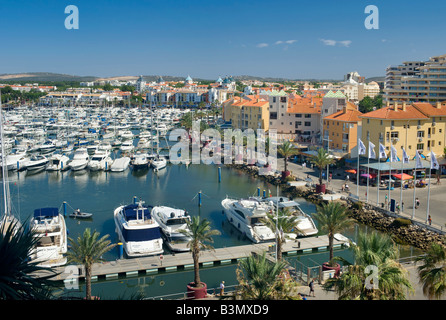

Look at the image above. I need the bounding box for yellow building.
[323,102,363,155]
[360,102,446,158]
[222,95,270,131]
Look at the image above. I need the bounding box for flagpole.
[427,166,431,223]
[377,153,381,206]
[367,152,370,203]
[388,159,391,210]
[412,170,416,220]
[357,139,360,199]
[400,152,404,212]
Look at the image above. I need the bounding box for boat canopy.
[34,207,59,218]
[123,204,152,221]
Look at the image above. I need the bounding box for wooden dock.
[45,234,348,282]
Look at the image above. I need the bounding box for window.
[417,131,425,138]
[270,112,277,120]
[305,114,311,118]
[416,143,424,151]
[305,122,311,127]
[391,132,399,139]
[295,114,302,118]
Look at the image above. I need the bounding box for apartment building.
[385,54,446,103]
[360,101,446,158]
[323,102,362,155]
[222,95,270,131]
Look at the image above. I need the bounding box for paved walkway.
[276,160,446,232]
[297,262,428,300]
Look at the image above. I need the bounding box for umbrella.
[345,169,357,174]
[360,173,373,178]
[392,173,413,180]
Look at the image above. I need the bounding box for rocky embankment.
[228,164,446,251]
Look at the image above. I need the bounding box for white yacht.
[151,155,167,170]
[130,152,150,169]
[221,198,275,243]
[46,154,70,171]
[87,150,113,171]
[265,197,318,237]
[69,147,89,171]
[120,140,134,152]
[3,149,29,171]
[151,206,191,252]
[38,140,56,154]
[110,156,130,172]
[29,207,68,267]
[113,199,163,257]
[24,154,49,171]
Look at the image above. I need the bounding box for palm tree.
[0,219,57,299]
[415,242,446,300]
[236,252,297,300]
[261,208,302,261]
[66,228,116,300]
[179,216,221,288]
[310,147,335,186]
[324,231,413,300]
[312,202,354,268]
[277,141,298,174]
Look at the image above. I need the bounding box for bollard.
[218,167,221,183]
[17,161,20,171]
[257,187,260,197]
[198,191,202,207]
[118,242,123,259]
[63,201,67,217]
[133,196,137,205]
[263,190,266,198]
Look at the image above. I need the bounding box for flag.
[368,141,376,159]
[430,151,439,170]
[415,150,423,169]
[358,139,366,155]
[402,148,409,164]
[390,145,398,163]
[379,143,387,159]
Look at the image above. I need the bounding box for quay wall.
[226,163,446,252]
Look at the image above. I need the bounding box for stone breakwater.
[227,164,446,252]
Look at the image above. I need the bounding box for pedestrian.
[346,174,350,181]
[428,215,432,226]
[415,198,420,209]
[298,293,307,300]
[401,201,404,211]
[309,279,315,297]
[396,202,400,213]
[220,280,225,296]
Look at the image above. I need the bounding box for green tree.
[277,141,298,173]
[415,242,446,300]
[0,220,57,300]
[324,231,413,300]
[261,208,302,260]
[358,96,374,113]
[66,228,116,300]
[179,216,221,288]
[312,202,354,267]
[310,147,335,186]
[236,252,298,300]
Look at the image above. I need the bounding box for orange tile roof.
[286,96,322,114]
[412,102,446,117]
[360,104,429,120]
[230,95,268,108]
[324,106,362,123]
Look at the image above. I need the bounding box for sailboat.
[0,91,22,234]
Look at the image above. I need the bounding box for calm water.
[3,154,421,299]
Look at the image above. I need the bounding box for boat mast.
[0,91,12,219]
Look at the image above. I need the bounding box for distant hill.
[0,72,384,85]
[0,72,98,83]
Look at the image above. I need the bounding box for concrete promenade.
[276,160,446,232]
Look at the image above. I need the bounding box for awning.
[345,169,357,174]
[392,173,413,180]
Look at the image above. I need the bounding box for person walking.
[309,279,315,297]
[220,281,225,296]
[415,197,420,209]
[428,215,432,226]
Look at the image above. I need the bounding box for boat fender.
[159,280,165,287]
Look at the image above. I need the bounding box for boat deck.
[42,234,348,282]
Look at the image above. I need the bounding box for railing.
[144,284,240,300]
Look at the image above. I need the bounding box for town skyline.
[1,1,446,80]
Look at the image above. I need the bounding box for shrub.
[392,217,412,228]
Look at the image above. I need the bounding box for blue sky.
[1,0,446,80]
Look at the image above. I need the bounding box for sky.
[1,0,446,80]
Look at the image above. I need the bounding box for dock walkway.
[44,235,348,282]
